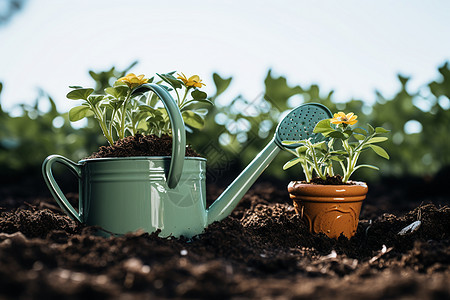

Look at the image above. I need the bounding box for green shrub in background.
[1,62,449,183]
[191,63,450,182]
[0,86,100,181]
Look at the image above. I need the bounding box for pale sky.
[1,0,450,113]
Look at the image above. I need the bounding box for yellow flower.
[330,112,358,126]
[117,73,149,89]
[177,73,205,88]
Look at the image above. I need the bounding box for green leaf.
[131,84,151,97]
[147,115,164,123]
[66,88,94,100]
[367,144,390,159]
[313,141,326,148]
[182,98,213,108]
[367,137,388,144]
[331,150,347,155]
[326,131,345,139]
[313,119,333,134]
[193,108,208,116]
[139,104,157,113]
[109,99,124,110]
[367,123,375,134]
[375,127,390,133]
[282,140,307,145]
[191,89,208,100]
[182,111,205,129]
[69,85,83,89]
[181,99,213,112]
[283,157,304,170]
[342,130,352,139]
[88,95,104,106]
[330,155,345,162]
[105,86,128,98]
[354,164,380,171]
[137,119,149,131]
[353,133,366,140]
[69,105,92,121]
[213,73,232,98]
[296,145,308,155]
[353,127,367,135]
[157,73,182,89]
[148,93,159,107]
[113,81,128,88]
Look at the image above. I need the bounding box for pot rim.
[79,156,207,163]
[288,180,368,198]
[288,180,367,187]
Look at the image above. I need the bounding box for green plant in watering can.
[66,72,212,145]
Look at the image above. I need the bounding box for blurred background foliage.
[1,62,449,185]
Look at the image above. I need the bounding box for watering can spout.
[206,138,281,225]
[206,103,332,227]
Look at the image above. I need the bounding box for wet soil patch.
[88,134,200,158]
[0,177,449,299]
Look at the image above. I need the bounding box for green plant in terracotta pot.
[283,112,390,239]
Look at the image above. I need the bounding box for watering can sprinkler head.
[207,103,332,225]
[273,102,332,149]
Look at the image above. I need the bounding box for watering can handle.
[42,155,83,222]
[139,83,186,188]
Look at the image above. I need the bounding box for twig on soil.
[321,250,337,260]
[38,202,63,213]
[369,244,393,264]
[24,202,37,210]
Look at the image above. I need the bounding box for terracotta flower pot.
[288,181,368,239]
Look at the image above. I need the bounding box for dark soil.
[309,174,347,185]
[88,134,200,158]
[0,173,449,299]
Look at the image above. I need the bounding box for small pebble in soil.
[398,220,422,235]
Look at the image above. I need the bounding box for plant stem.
[179,87,190,107]
[308,140,325,180]
[174,88,181,106]
[301,162,312,182]
[92,105,114,146]
[119,91,131,139]
[109,108,117,141]
[342,139,361,183]
[327,164,334,176]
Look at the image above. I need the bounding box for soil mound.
[88,134,200,158]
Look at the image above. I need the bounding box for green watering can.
[43,83,331,238]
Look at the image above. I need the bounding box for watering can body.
[43,155,208,237]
